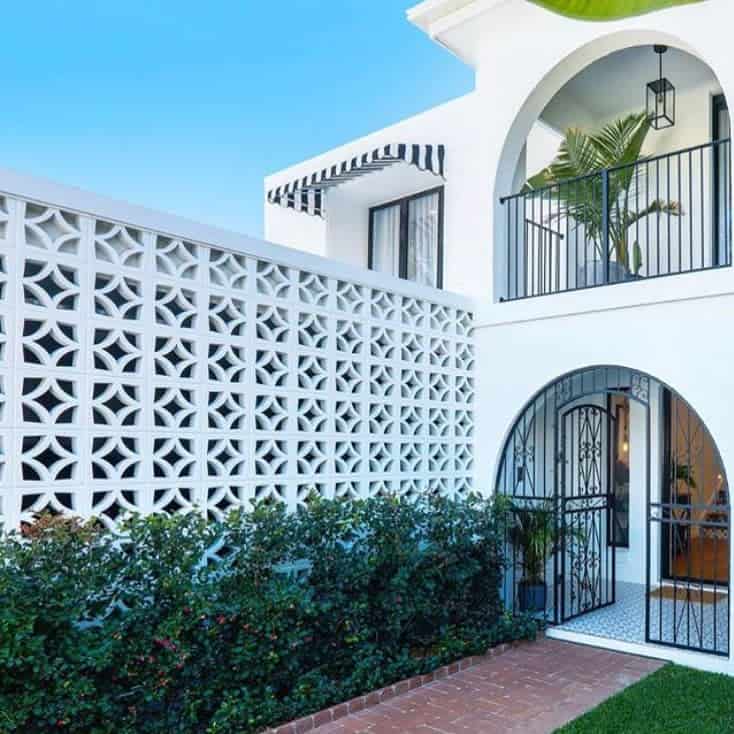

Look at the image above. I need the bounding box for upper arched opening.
[527,44,725,187]
[493,31,731,301]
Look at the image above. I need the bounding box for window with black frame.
[368,187,444,288]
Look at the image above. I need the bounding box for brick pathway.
[313,639,664,734]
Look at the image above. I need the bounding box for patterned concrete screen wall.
[0,186,475,531]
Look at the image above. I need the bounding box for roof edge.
[406,0,501,36]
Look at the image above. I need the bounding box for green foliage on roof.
[529,0,705,21]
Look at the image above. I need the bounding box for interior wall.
[617,393,657,585]
[539,47,723,153]
[526,121,564,179]
[541,94,597,136]
[510,122,564,198]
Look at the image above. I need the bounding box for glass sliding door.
[368,187,443,288]
[369,203,401,278]
[407,190,442,288]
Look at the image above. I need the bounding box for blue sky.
[0,1,472,237]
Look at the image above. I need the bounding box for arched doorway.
[496,365,730,657]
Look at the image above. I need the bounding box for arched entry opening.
[496,365,730,657]
[494,34,731,302]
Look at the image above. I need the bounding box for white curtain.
[407,192,439,287]
[371,204,401,277]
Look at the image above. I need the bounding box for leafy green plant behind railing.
[525,111,682,276]
[529,0,705,21]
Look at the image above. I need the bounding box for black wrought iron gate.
[646,388,730,655]
[558,404,616,622]
[498,367,729,655]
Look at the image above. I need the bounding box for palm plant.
[506,499,588,582]
[506,499,587,612]
[507,501,557,585]
[525,111,682,277]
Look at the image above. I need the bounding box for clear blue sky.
[1,1,472,237]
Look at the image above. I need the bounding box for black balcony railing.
[499,138,732,301]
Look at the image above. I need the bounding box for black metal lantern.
[646,44,675,130]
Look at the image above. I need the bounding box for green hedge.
[0,495,535,734]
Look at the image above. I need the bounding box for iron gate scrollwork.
[647,389,730,655]
[497,365,730,658]
[558,404,616,622]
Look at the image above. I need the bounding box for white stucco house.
[264,0,734,673]
[0,0,731,684]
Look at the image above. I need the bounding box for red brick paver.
[311,639,664,734]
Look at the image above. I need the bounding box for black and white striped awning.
[267,143,445,217]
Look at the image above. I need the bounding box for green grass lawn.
[557,664,734,733]
[530,0,704,21]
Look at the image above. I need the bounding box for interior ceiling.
[541,46,718,131]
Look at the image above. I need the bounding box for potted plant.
[524,112,682,285]
[506,499,559,613]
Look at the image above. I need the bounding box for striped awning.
[267,143,445,217]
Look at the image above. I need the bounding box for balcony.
[499,138,732,302]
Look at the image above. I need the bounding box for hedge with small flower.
[0,494,535,734]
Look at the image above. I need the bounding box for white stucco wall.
[617,397,653,586]
[323,189,367,269]
[264,205,327,259]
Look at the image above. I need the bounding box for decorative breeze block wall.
[0,193,475,532]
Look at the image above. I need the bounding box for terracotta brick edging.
[265,632,543,734]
